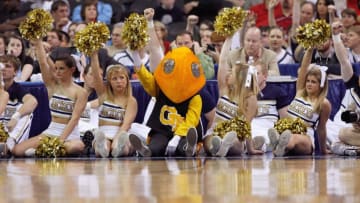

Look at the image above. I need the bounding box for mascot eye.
[164,59,175,74]
[191,63,200,78]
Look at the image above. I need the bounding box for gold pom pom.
[214,7,248,37]
[213,116,251,141]
[74,22,110,56]
[122,13,149,50]
[35,136,66,158]
[274,118,307,135]
[0,123,9,142]
[19,8,53,40]
[295,19,331,49]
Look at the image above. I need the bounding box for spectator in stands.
[266,0,293,33]
[206,32,225,65]
[259,26,271,48]
[89,50,137,158]
[106,23,127,57]
[12,38,87,157]
[315,0,335,23]
[112,48,150,79]
[203,35,263,157]
[154,21,171,54]
[0,55,38,155]
[72,0,112,25]
[67,22,78,46]
[183,0,228,23]
[175,31,215,80]
[228,27,280,76]
[251,61,290,152]
[50,0,72,33]
[331,21,360,155]
[6,34,34,82]
[0,34,7,57]
[345,25,360,63]
[289,1,316,54]
[46,29,62,51]
[268,26,295,64]
[341,8,358,31]
[59,31,71,48]
[269,47,331,156]
[0,0,32,33]
[185,15,214,43]
[154,0,185,25]
[80,0,98,24]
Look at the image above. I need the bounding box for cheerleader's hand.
[129,50,142,68]
[165,135,180,156]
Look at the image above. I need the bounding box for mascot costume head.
[154,47,206,103]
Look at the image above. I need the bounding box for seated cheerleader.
[251,62,289,152]
[203,36,263,157]
[269,48,331,156]
[11,39,87,157]
[78,64,101,135]
[89,51,138,158]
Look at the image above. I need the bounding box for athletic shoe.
[82,130,94,156]
[252,136,265,151]
[94,130,109,158]
[268,128,280,151]
[129,134,151,157]
[185,127,198,157]
[111,132,129,157]
[209,135,221,156]
[273,130,292,157]
[216,131,237,157]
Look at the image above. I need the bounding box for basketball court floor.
[1,154,359,203]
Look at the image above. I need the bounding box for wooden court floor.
[1,155,360,203]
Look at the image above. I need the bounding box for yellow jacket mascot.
[129,47,206,157]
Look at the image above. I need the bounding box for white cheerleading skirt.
[99,125,120,140]
[42,122,80,141]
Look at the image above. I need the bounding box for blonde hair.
[228,63,259,115]
[296,65,328,112]
[105,65,132,102]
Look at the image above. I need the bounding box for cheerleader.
[11,39,86,157]
[251,62,289,152]
[203,35,263,157]
[89,51,137,158]
[269,47,331,156]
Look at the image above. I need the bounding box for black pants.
[148,133,188,157]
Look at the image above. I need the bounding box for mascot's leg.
[216,131,237,157]
[129,133,152,157]
[185,127,198,157]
